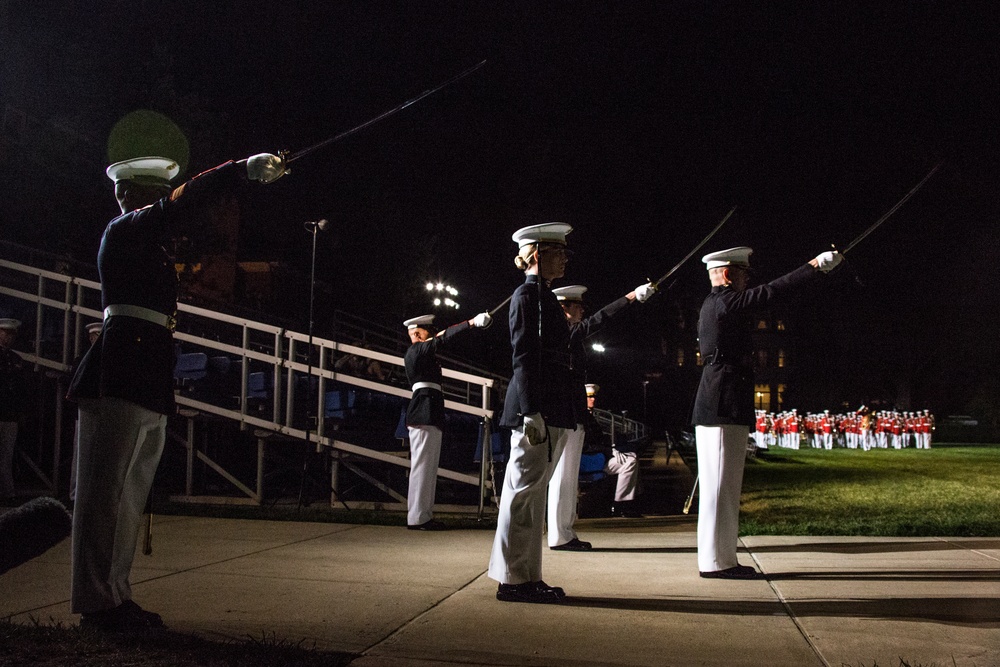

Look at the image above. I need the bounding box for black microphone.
[304,219,329,231]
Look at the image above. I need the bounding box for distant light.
[436,283,444,291]
[591,343,606,353]
[425,282,435,291]
[433,298,441,306]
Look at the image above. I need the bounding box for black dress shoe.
[407,519,447,531]
[534,580,566,599]
[80,600,165,633]
[699,565,761,580]
[611,501,643,518]
[550,538,592,551]
[497,581,566,604]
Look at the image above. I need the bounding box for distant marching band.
[754,407,935,451]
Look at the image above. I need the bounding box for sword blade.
[286,60,487,165]
[654,206,737,288]
[842,162,942,254]
[488,294,513,317]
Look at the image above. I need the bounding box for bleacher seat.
[578,452,607,483]
[247,371,270,399]
[324,389,356,419]
[473,421,506,464]
[208,355,232,374]
[174,352,209,385]
[395,407,408,440]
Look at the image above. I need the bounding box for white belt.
[411,382,442,392]
[103,304,176,331]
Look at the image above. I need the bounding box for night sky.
[1,2,997,423]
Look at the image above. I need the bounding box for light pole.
[642,380,649,420]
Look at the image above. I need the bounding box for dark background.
[1,1,997,430]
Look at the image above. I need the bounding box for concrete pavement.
[3,513,998,666]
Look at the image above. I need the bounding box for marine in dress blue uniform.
[692,246,842,579]
[66,152,286,631]
[546,282,652,550]
[489,223,575,604]
[403,311,491,530]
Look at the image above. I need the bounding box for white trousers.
[489,425,569,585]
[695,424,748,573]
[604,450,639,502]
[754,431,767,449]
[0,421,16,497]
[406,425,442,526]
[822,433,833,450]
[71,397,166,614]
[546,423,583,547]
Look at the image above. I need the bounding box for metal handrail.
[0,253,496,506]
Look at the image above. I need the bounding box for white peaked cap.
[552,285,587,302]
[106,156,180,184]
[511,223,573,249]
[86,322,103,335]
[403,314,435,330]
[585,383,600,396]
[0,318,21,330]
[702,246,753,270]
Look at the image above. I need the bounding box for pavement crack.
[357,568,490,656]
[745,541,831,667]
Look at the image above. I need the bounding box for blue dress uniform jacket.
[691,263,821,427]
[404,321,471,428]
[68,161,242,416]
[567,295,631,425]
[500,274,576,430]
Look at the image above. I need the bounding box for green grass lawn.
[740,446,1000,537]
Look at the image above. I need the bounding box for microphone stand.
[297,221,348,510]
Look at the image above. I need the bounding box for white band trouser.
[546,424,584,547]
[71,397,166,613]
[694,424,749,573]
[406,425,443,525]
[489,425,569,584]
[604,449,639,502]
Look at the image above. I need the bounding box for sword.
[284,60,487,165]
[653,206,737,289]
[683,475,698,514]
[842,163,942,254]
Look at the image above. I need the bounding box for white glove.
[246,153,287,184]
[471,311,492,328]
[634,282,656,303]
[814,251,843,273]
[523,413,548,446]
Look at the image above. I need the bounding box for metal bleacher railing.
[0,246,498,516]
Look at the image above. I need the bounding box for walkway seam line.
[358,569,490,656]
[745,540,831,667]
[934,536,1000,563]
